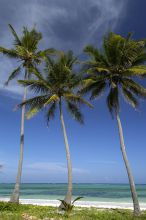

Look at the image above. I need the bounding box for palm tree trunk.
[10,87,27,203]
[116,113,141,215]
[59,100,72,206]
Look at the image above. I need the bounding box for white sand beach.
[1,198,146,210]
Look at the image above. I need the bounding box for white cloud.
[0,0,128,97]
[26,162,89,175]
[0,161,89,182]
[83,0,126,43]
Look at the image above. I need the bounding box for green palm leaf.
[8,24,22,46]
[106,87,119,116]
[67,101,84,124]
[72,196,84,204]
[17,50,90,124]
[90,81,106,100]
[18,95,48,110]
[121,78,146,98]
[81,31,146,115]
[122,87,138,109]
[44,94,60,107]
[5,66,21,85]
[127,66,146,75]
[0,47,19,58]
[46,102,56,126]
[26,107,41,119]
[64,93,93,108]
[18,79,50,94]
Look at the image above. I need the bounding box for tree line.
[1,25,146,216]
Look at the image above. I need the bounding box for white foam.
[0,198,146,210]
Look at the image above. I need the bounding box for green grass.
[0,202,146,220]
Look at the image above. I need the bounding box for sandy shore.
[1,198,146,210]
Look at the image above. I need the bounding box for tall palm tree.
[80,32,146,215]
[0,25,53,203]
[17,51,92,207]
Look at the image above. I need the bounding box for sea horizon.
[1,182,146,184]
[1,183,146,203]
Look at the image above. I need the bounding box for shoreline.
[1,198,146,210]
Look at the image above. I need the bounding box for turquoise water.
[0,183,146,202]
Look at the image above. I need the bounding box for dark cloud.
[0,0,127,49]
[0,0,127,94]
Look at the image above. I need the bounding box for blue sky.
[0,0,146,183]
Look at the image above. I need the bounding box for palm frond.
[79,76,107,97]
[66,50,78,68]
[106,87,119,116]
[58,200,71,210]
[122,87,138,109]
[81,32,146,115]
[44,94,60,107]
[93,67,109,73]
[21,26,42,51]
[8,24,22,46]
[18,95,48,110]
[121,78,146,98]
[90,81,106,100]
[17,50,88,124]
[31,67,46,81]
[67,101,84,124]
[79,81,98,96]
[5,66,21,85]
[46,102,56,126]
[38,48,56,58]
[132,53,146,66]
[72,196,84,204]
[127,65,146,75]
[0,47,19,58]
[45,55,55,69]
[26,107,41,119]
[64,93,93,108]
[84,45,100,61]
[18,79,50,94]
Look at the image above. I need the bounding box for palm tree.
[80,32,146,215]
[17,51,92,208]
[0,25,52,203]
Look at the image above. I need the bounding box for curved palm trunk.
[116,113,141,215]
[10,87,27,203]
[59,100,72,206]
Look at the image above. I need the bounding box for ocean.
[0,183,146,203]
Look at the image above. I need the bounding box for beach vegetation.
[0,202,146,220]
[58,196,84,215]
